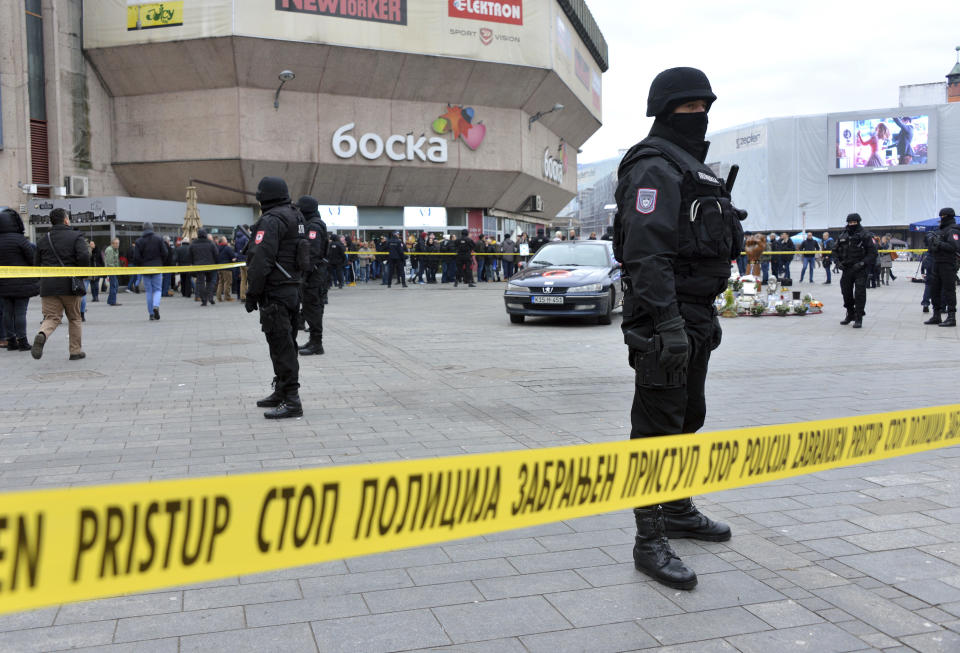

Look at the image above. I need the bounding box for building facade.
[1,0,607,243]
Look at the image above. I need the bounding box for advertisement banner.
[551,7,601,120]
[86,0,232,47]
[127,2,185,31]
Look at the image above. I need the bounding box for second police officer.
[923,207,959,327]
[245,176,307,419]
[614,67,745,590]
[834,213,877,329]
[296,195,329,354]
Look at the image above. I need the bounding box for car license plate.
[532,296,564,304]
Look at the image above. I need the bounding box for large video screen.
[832,111,935,173]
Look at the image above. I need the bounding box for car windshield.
[529,243,610,267]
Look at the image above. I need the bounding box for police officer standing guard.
[297,195,329,354]
[454,229,475,287]
[834,213,877,329]
[245,176,305,419]
[614,67,744,590]
[923,207,959,327]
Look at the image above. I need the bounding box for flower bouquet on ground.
[750,300,766,316]
[793,303,809,315]
[720,288,738,318]
[775,304,790,316]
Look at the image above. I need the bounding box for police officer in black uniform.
[296,195,329,355]
[923,207,959,327]
[454,229,475,287]
[529,227,549,253]
[834,213,877,329]
[245,177,305,419]
[614,67,744,591]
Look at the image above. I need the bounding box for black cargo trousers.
[260,284,301,397]
[624,295,719,440]
[929,261,958,313]
[300,266,326,338]
[839,265,868,317]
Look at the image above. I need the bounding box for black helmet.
[256,176,289,204]
[846,213,862,223]
[460,229,469,237]
[646,67,717,118]
[297,195,319,216]
[939,207,956,220]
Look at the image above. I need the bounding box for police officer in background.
[245,176,304,419]
[529,227,548,253]
[615,67,744,591]
[923,207,959,327]
[454,228,475,287]
[834,213,877,329]
[296,195,329,354]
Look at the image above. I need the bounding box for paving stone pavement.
[2,261,959,652]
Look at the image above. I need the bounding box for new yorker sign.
[275,0,407,26]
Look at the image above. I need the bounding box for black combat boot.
[662,498,732,542]
[852,316,863,328]
[298,336,324,356]
[17,337,30,351]
[264,394,303,419]
[840,311,855,325]
[257,378,284,407]
[939,312,957,327]
[633,507,697,590]
[924,312,942,325]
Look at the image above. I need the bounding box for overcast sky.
[579,0,960,163]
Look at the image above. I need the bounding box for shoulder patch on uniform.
[309,230,317,240]
[636,188,657,214]
[954,233,959,240]
[697,171,720,185]
[255,231,265,244]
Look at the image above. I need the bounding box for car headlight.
[506,283,530,293]
[567,283,603,293]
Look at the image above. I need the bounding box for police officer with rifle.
[614,67,745,590]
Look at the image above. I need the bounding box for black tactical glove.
[245,295,259,313]
[710,313,722,351]
[655,316,689,373]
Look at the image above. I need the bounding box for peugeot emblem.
[543,287,552,293]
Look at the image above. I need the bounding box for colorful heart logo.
[462,107,475,124]
[463,122,486,150]
[432,117,449,134]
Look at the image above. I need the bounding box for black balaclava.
[256,176,289,210]
[939,207,956,228]
[461,229,469,238]
[846,213,862,233]
[297,195,319,218]
[647,67,715,160]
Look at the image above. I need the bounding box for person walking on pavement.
[296,195,328,356]
[798,232,819,283]
[614,67,743,590]
[834,213,877,329]
[923,207,959,327]
[133,222,170,320]
[501,233,517,279]
[176,237,193,298]
[215,236,236,302]
[32,208,90,360]
[245,176,305,419]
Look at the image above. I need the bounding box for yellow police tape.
[1,403,958,615]
[0,263,245,279]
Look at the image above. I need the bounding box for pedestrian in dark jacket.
[235,226,250,300]
[189,228,219,306]
[176,238,193,297]
[134,222,169,320]
[32,208,90,360]
[0,208,39,350]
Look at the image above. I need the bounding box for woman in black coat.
[0,208,39,350]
